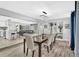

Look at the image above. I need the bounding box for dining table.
[23,33,48,57]
[34,38,48,57]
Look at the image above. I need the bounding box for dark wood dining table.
[23,34,48,57]
[34,38,48,57]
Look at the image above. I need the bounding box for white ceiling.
[0,1,75,22]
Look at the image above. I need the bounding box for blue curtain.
[70,11,75,50]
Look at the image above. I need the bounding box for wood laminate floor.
[0,40,75,57]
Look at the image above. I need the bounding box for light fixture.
[42,11,47,15]
[40,11,48,21]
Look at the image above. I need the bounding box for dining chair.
[14,33,19,39]
[43,34,53,53]
[11,33,15,40]
[25,35,37,57]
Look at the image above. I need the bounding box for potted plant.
[58,24,63,32]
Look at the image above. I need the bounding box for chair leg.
[53,34,57,43]
[50,43,52,50]
[53,37,56,43]
[26,48,28,56]
[47,46,49,53]
[32,50,35,57]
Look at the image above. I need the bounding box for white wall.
[37,23,50,35]
[36,17,70,41]
[52,18,70,41]
[63,18,71,41]
[0,22,6,26]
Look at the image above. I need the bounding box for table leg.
[53,34,57,43]
[38,44,41,57]
[24,39,26,53]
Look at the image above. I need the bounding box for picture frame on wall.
[44,25,47,28]
[65,24,70,29]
